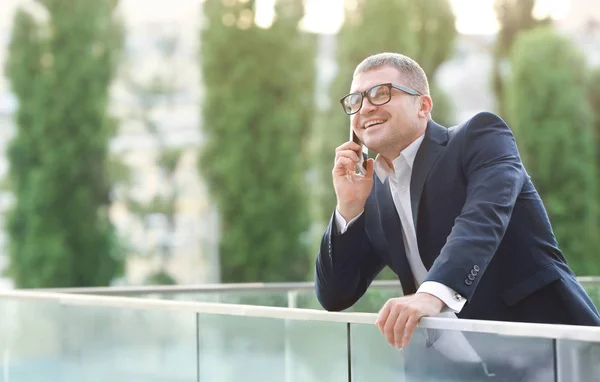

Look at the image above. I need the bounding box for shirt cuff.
[418,281,466,314]
[334,208,363,234]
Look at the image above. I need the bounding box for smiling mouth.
[364,120,386,129]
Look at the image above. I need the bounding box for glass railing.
[43,278,600,313]
[0,296,198,381]
[1,290,599,381]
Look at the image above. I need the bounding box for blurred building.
[555,0,600,67]
[107,0,221,286]
[435,34,496,125]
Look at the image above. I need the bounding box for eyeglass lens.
[344,84,391,114]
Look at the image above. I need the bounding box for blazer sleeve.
[424,112,526,300]
[315,211,384,311]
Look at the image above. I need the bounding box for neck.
[380,123,427,169]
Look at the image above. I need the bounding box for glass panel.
[0,298,197,381]
[556,339,600,381]
[351,322,557,381]
[349,322,404,381]
[197,313,347,382]
[129,291,291,307]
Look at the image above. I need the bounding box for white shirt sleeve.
[334,208,363,234]
[418,281,467,313]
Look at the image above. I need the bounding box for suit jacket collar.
[410,119,448,229]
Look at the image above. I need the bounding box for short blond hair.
[354,52,430,96]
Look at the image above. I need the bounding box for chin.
[362,139,382,154]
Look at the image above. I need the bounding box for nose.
[360,96,377,114]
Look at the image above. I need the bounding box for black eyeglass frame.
[340,83,422,115]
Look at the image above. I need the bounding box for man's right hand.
[333,141,375,222]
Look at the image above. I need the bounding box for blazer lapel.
[410,120,449,230]
[376,178,417,295]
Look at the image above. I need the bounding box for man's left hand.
[375,293,445,349]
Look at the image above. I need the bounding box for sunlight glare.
[255,0,275,29]
[253,0,572,35]
[300,0,344,34]
[533,0,571,20]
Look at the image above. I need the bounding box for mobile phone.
[350,127,368,176]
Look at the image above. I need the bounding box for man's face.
[349,66,423,157]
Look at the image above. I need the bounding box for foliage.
[506,27,599,275]
[589,68,600,144]
[492,0,549,118]
[4,0,125,287]
[199,0,315,282]
[145,270,177,285]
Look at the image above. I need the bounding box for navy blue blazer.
[315,112,600,326]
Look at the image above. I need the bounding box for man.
[314,52,600,378]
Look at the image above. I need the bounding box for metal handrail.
[37,280,399,295]
[36,277,600,296]
[0,289,599,343]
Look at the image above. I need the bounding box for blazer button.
[471,269,478,276]
[468,274,475,281]
[465,279,473,286]
[473,265,480,272]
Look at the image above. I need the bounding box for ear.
[418,95,433,119]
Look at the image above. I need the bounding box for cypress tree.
[492,0,548,118]
[5,1,125,287]
[199,0,315,282]
[506,27,599,274]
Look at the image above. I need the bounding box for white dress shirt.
[334,134,466,313]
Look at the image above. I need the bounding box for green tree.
[311,0,457,235]
[492,0,548,118]
[506,27,599,274]
[588,68,600,226]
[5,1,125,287]
[589,68,600,151]
[199,0,315,282]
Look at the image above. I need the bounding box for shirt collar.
[374,134,425,183]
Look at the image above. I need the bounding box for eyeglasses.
[340,83,421,115]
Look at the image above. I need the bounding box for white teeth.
[364,120,386,129]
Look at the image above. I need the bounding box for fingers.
[334,142,362,169]
[335,141,362,153]
[393,311,409,348]
[375,297,426,349]
[365,158,375,178]
[332,156,355,177]
[375,299,391,331]
[402,314,421,348]
[334,149,360,164]
[382,306,400,347]
[387,308,419,349]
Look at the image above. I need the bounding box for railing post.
[555,339,600,381]
[287,290,298,309]
[347,323,352,382]
[284,291,298,382]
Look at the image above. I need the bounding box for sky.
[298,0,572,34]
[0,0,573,37]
